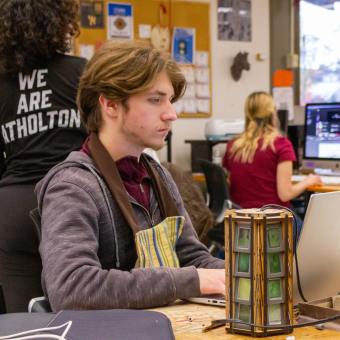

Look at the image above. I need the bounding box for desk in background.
[193,173,340,193]
[185,139,231,172]
[149,301,340,339]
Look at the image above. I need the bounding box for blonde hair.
[229,92,281,163]
[77,39,186,133]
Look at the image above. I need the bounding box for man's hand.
[197,268,225,295]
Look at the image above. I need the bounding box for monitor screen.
[304,103,340,160]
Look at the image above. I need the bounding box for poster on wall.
[217,0,251,42]
[172,27,196,64]
[107,2,134,40]
[80,1,104,29]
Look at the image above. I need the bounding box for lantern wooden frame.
[224,208,294,337]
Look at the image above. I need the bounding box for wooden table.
[150,301,340,339]
[193,173,340,193]
[304,185,340,193]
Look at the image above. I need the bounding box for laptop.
[186,293,226,307]
[293,191,340,305]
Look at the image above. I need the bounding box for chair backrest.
[197,159,232,223]
[28,208,52,313]
[161,161,214,241]
[29,207,42,242]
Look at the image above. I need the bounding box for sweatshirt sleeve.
[39,175,201,312]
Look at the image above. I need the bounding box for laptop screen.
[304,103,340,160]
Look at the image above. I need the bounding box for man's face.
[118,72,177,152]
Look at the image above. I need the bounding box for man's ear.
[99,95,119,118]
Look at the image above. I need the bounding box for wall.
[157,0,270,170]
[270,1,300,107]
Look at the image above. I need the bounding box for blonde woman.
[222,92,323,210]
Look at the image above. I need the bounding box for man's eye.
[150,98,160,103]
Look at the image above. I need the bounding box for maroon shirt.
[222,136,296,209]
[80,137,151,212]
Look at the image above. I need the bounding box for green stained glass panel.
[268,227,280,248]
[238,228,250,248]
[268,304,282,325]
[239,304,251,323]
[237,278,251,301]
[268,252,281,273]
[238,253,250,273]
[269,279,281,299]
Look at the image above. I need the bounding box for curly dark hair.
[0,0,80,74]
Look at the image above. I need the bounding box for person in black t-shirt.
[0,0,88,313]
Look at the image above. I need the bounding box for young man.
[36,40,225,312]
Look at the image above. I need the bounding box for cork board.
[76,0,212,118]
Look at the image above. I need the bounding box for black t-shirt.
[0,53,88,187]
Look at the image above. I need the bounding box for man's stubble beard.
[119,114,166,152]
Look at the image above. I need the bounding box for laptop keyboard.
[292,175,340,185]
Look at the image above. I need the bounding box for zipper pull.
[139,183,144,194]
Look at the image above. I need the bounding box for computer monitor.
[302,103,340,174]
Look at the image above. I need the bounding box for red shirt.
[222,136,296,209]
[80,137,151,212]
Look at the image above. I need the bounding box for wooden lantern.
[224,208,294,337]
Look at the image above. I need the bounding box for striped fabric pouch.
[136,216,185,268]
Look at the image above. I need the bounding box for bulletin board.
[76,0,212,118]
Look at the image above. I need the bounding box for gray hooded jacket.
[35,151,224,312]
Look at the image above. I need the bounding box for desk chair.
[197,159,242,251]
[28,208,52,313]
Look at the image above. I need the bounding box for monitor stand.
[314,168,340,176]
[301,159,340,175]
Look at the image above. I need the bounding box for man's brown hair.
[77,39,187,133]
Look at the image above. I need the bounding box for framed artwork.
[80,1,104,29]
[217,0,251,41]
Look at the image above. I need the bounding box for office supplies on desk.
[302,102,340,174]
[293,191,340,305]
[292,175,340,185]
[205,119,244,140]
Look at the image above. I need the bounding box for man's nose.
[163,101,177,121]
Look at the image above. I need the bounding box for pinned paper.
[183,99,197,114]
[197,99,210,114]
[196,68,210,84]
[196,51,209,67]
[107,2,133,40]
[182,84,196,99]
[273,87,294,120]
[96,41,105,50]
[172,100,183,115]
[172,27,196,64]
[139,24,151,38]
[196,84,210,98]
[78,44,94,60]
[180,66,195,84]
[273,70,293,87]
